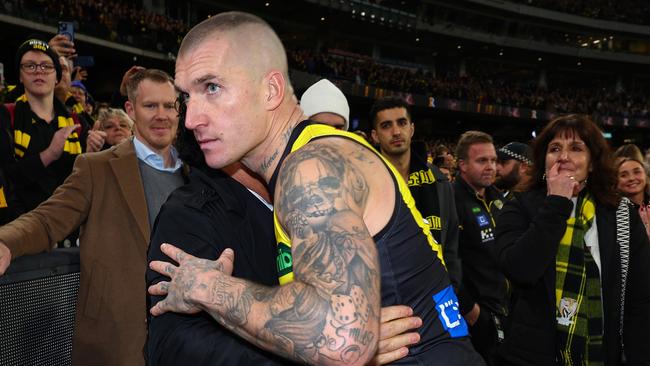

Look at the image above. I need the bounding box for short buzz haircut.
[125,69,174,103]
[369,97,412,129]
[178,11,290,86]
[455,131,494,161]
[180,12,270,55]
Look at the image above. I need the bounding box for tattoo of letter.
[259,149,280,175]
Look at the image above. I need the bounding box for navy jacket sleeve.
[146,176,292,366]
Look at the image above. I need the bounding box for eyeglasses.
[20,63,56,74]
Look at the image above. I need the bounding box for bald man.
[148,12,483,366]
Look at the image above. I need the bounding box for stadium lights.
[593,40,600,44]
[581,43,589,47]
[416,37,420,42]
[321,17,325,21]
[265,2,270,6]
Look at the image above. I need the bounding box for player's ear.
[371,129,380,145]
[264,70,285,111]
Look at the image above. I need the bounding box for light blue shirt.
[133,136,182,173]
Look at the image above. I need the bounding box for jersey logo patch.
[480,228,494,242]
[432,285,468,338]
[476,214,490,227]
[276,242,293,277]
[408,169,436,187]
[424,215,442,231]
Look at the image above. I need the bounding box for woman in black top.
[495,115,650,365]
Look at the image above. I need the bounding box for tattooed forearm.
[196,141,380,365]
[200,273,377,365]
[207,276,254,327]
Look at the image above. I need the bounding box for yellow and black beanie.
[15,39,62,82]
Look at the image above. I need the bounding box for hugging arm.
[150,143,380,365]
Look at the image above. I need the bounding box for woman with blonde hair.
[97,108,133,149]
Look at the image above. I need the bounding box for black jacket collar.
[456,175,501,202]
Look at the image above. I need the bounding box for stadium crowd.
[2,0,187,52]
[512,0,650,26]
[0,4,650,366]
[3,0,649,121]
[289,48,650,119]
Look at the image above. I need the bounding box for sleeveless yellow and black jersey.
[269,121,475,364]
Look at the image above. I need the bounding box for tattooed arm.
[149,143,381,365]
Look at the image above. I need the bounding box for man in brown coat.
[0,68,182,365]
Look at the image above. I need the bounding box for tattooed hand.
[148,243,235,316]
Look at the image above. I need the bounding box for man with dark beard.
[495,142,531,201]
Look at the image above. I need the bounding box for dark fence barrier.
[0,248,80,366]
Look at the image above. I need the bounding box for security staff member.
[453,130,507,365]
[495,142,532,201]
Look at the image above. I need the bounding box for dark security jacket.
[495,190,650,365]
[454,176,508,315]
[147,167,298,366]
[408,151,462,287]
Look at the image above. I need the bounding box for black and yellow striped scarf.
[12,94,82,159]
[555,192,604,365]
